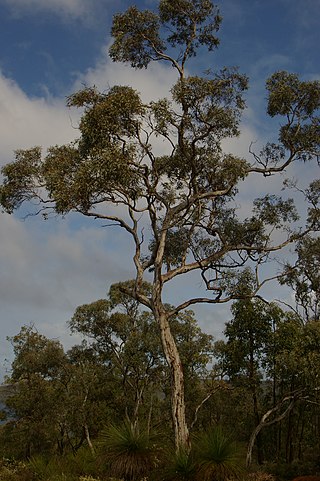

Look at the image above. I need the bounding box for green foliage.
[27,448,99,481]
[28,455,60,480]
[159,427,244,481]
[110,6,165,69]
[281,235,320,320]
[3,325,114,459]
[109,0,221,69]
[253,195,299,228]
[194,426,244,481]
[266,71,320,160]
[0,147,42,214]
[68,283,216,429]
[164,448,197,481]
[214,299,277,385]
[98,421,158,481]
[8,325,66,382]
[159,0,221,54]
[267,72,320,118]
[2,328,69,458]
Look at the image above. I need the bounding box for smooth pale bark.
[84,423,95,455]
[157,310,190,451]
[151,216,190,451]
[246,395,295,467]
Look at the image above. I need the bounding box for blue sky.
[0,0,319,380]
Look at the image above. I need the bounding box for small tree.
[1,0,320,451]
[5,326,67,457]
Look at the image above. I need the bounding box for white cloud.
[0,73,78,165]
[75,47,178,103]
[0,65,138,379]
[1,0,100,22]
[0,214,132,311]
[0,212,134,379]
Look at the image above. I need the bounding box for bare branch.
[246,391,302,467]
[190,383,227,430]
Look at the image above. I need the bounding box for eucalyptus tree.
[1,0,320,450]
[215,300,320,465]
[271,317,320,463]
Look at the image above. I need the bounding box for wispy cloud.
[283,0,320,29]
[75,42,178,103]
[0,55,179,376]
[1,0,103,23]
[0,73,78,165]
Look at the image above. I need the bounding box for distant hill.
[0,384,17,424]
[0,384,16,403]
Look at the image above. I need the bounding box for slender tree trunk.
[285,410,294,464]
[157,310,190,451]
[84,423,95,455]
[249,341,263,464]
[246,395,295,467]
[133,386,144,429]
[286,378,295,463]
[277,421,282,460]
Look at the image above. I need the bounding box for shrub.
[0,459,33,481]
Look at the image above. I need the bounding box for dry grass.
[247,472,276,481]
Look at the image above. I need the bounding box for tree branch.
[246,392,301,467]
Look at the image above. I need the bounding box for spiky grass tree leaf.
[98,421,158,481]
[194,426,244,481]
[164,447,198,481]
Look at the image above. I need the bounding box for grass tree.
[195,427,244,481]
[98,421,158,481]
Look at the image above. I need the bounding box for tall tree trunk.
[157,310,190,451]
[152,229,190,452]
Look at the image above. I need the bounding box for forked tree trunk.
[157,310,190,451]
